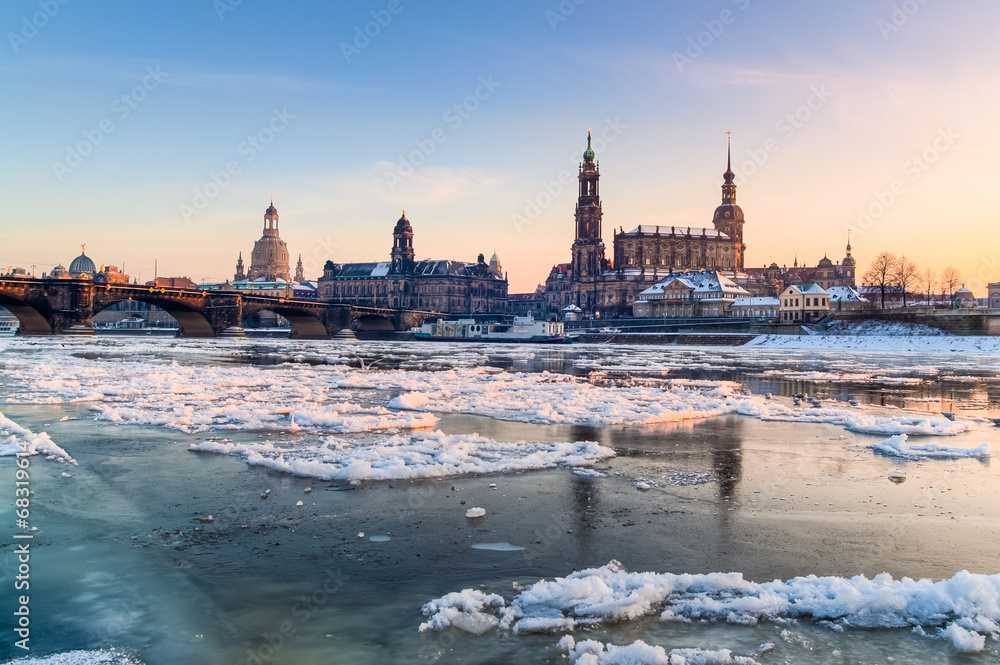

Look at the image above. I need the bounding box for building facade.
[729,297,780,320]
[543,133,747,319]
[990,282,1000,309]
[779,283,830,323]
[827,285,867,312]
[745,241,856,297]
[631,270,750,318]
[317,212,507,315]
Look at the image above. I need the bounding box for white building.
[632,270,750,318]
[826,285,868,312]
[779,283,830,323]
[728,296,780,320]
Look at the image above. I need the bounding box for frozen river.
[1,338,998,664]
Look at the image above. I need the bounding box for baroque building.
[543,133,746,318]
[744,238,856,296]
[235,200,291,282]
[317,212,507,314]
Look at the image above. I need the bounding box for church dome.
[265,201,278,216]
[713,203,744,223]
[583,131,595,162]
[69,250,96,275]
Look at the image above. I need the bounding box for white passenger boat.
[0,311,19,336]
[415,316,567,343]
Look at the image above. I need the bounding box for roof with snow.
[785,283,827,296]
[826,286,867,303]
[639,270,751,299]
[622,225,730,239]
[328,260,502,280]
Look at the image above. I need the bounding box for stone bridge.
[0,278,433,338]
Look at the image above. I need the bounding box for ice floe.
[1,341,988,441]
[5,650,144,664]
[189,431,614,480]
[0,409,75,463]
[420,560,1000,653]
[560,637,761,665]
[867,434,991,460]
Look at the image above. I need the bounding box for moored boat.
[416,316,567,343]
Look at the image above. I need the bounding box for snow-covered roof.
[562,305,582,312]
[639,270,751,299]
[623,225,730,240]
[785,283,827,296]
[826,286,867,302]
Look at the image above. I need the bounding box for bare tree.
[862,252,898,309]
[921,267,936,306]
[893,255,918,307]
[941,266,962,307]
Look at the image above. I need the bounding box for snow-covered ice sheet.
[5,650,144,664]
[0,409,75,463]
[559,637,761,665]
[420,560,1000,653]
[746,333,1000,354]
[0,339,988,441]
[867,433,991,460]
[189,431,614,481]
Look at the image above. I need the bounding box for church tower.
[294,254,304,282]
[712,136,746,272]
[391,211,415,273]
[571,131,606,281]
[234,252,245,281]
[842,232,856,286]
[248,199,291,282]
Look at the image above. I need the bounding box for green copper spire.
[583,130,595,163]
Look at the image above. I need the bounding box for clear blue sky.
[3,0,998,292]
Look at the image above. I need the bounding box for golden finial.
[81,243,86,254]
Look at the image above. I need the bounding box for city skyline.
[3,1,998,292]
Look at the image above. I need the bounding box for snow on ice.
[189,431,614,481]
[0,409,75,463]
[866,434,991,460]
[420,560,1000,653]
[0,341,982,441]
[559,637,761,665]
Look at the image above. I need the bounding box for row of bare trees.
[862,252,962,309]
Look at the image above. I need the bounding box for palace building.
[543,133,746,318]
[317,212,507,314]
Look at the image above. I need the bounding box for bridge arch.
[353,314,395,332]
[243,302,328,339]
[0,295,52,335]
[94,296,215,337]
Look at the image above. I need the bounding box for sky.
[2,0,998,294]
